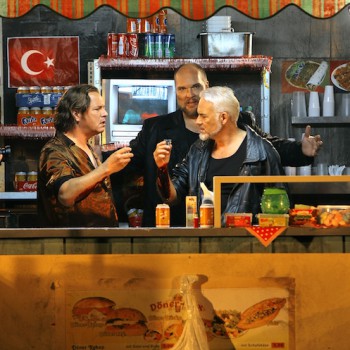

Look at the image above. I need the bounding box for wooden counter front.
[0,226,349,255]
[0,253,349,349]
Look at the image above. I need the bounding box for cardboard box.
[225,213,252,227]
[257,214,289,227]
[16,93,62,108]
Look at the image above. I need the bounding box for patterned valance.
[3,1,350,19]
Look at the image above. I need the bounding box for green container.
[261,188,290,214]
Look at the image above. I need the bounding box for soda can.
[17,86,30,94]
[156,203,170,227]
[141,18,152,33]
[29,86,40,94]
[151,13,160,33]
[17,107,30,115]
[138,33,155,58]
[127,18,138,33]
[14,172,27,191]
[154,34,164,58]
[52,86,64,94]
[30,107,41,115]
[127,33,139,58]
[117,33,128,57]
[159,10,168,33]
[27,171,38,182]
[107,33,118,57]
[41,86,52,94]
[200,203,214,228]
[42,107,53,115]
[163,34,175,58]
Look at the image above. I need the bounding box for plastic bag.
[171,274,210,350]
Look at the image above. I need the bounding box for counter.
[0,226,349,255]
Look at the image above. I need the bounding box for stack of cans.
[107,10,175,59]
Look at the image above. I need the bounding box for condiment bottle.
[199,182,214,228]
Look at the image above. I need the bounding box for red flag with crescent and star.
[7,36,80,87]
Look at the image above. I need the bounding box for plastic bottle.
[199,182,214,228]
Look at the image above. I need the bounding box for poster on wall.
[7,36,80,88]
[282,60,330,93]
[64,277,295,350]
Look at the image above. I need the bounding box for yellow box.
[186,196,197,227]
[257,214,289,227]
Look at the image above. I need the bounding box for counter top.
[0,226,348,239]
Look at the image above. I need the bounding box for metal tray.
[199,32,253,57]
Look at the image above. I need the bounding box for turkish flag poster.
[7,36,80,87]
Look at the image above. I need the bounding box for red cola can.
[107,33,118,57]
[117,33,128,57]
[127,33,138,58]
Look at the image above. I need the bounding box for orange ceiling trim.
[4,0,350,19]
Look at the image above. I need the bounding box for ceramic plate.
[331,63,350,91]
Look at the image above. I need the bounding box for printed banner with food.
[282,60,330,93]
[65,276,294,350]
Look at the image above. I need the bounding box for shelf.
[291,116,350,125]
[0,192,37,200]
[0,126,55,139]
[98,56,273,72]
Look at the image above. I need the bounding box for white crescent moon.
[21,50,44,75]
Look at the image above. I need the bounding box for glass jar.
[261,188,290,214]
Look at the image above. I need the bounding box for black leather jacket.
[168,125,288,226]
[127,109,310,227]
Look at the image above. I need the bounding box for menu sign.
[65,278,294,350]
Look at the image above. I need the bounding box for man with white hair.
[153,86,287,226]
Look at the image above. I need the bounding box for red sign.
[8,36,80,87]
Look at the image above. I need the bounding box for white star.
[44,56,55,68]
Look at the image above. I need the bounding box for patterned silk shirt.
[38,132,118,227]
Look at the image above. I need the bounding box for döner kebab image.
[71,296,287,344]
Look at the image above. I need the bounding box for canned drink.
[29,86,40,94]
[156,203,170,227]
[200,203,214,228]
[27,171,38,181]
[52,86,64,94]
[127,33,139,58]
[17,86,30,94]
[127,18,139,33]
[41,86,52,93]
[163,34,175,58]
[138,33,155,58]
[42,107,53,115]
[30,107,41,115]
[151,13,160,33]
[14,172,27,191]
[159,10,168,33]
[154,34,164,58]
[107,33,118,57]
[117,33,128,57]
[141,18,152,33]
[17,107,30,115]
